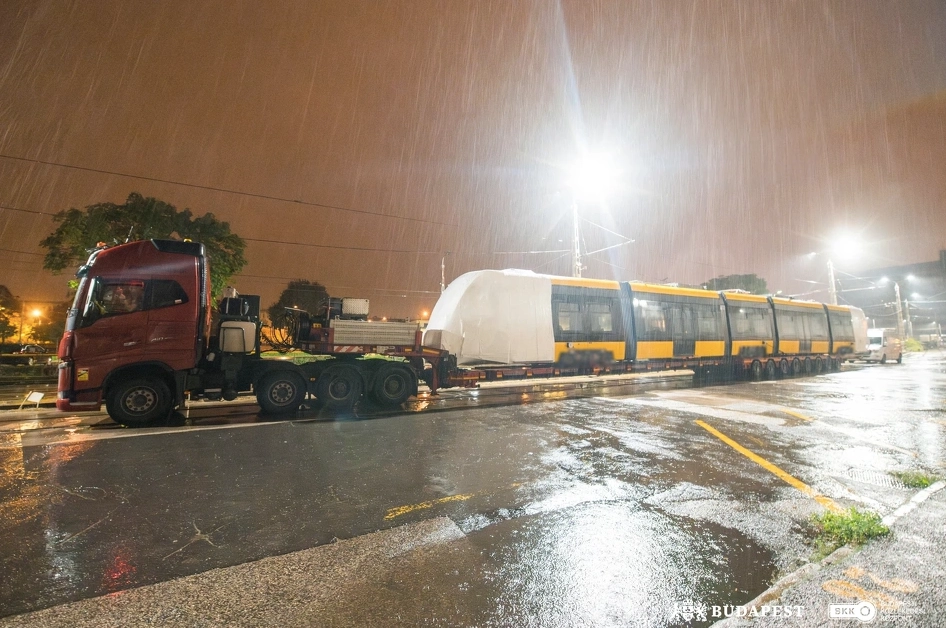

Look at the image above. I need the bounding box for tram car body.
[423,270,863,380]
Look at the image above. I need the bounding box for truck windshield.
[867,336,882,346]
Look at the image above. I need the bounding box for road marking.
[781,408,814,422]
[384,493,475,520]
[822,579,902,610]
[383,482,524,521]
[695,419,842,512]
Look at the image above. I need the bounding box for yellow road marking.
[695,419,842,512]
[781,408,814,422]
[822,580,902,610]
[384,482,525,521]
[384,493,475,520]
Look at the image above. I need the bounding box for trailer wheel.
[779,359,790,377]
[107,377,173,427]
[749,360,763,381]
[814,357,824,374]
[371,364,414,407]
[257,371,306,414]
[316,365,363,410]
[803,357,812,374]
[764,360,777,380]
[791,358,802,376]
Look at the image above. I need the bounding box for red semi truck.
[58,239,858,428]
[57,239,442,426]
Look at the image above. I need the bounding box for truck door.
[72,279,149,374]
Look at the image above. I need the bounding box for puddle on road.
[461,501,775,627]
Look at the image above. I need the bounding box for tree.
[0,311,15,346]
[27,302,70,345]
[0,286,21,349]
[267,279,330,323]
[702,273,769,295]
[40,192,247,300]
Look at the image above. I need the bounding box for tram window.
[635,300,670,342]
[806,312,829,341]
[556,302,581,332]
[587,302,613,333]
[829,312,854,340]
[695,303,725,341]
[730,305,772,340]
[776,311,800,340]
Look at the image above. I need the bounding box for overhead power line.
[243,237,445,254]
[0,153,455,227]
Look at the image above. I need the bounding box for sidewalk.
[717,481,946,627]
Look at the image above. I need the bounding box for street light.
[565,151,621,278]
[440,251,451,294]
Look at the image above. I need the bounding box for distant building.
[838,250,946,346]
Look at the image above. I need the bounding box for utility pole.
[827,259,838,305]
[571,200,582,278]
[904,299,913,339]
[893,282,905,338]
[440,252,451,294]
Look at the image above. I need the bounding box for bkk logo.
[829,601,877,623]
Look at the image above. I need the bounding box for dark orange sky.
[1,0,945,318]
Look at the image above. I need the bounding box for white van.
[866,328,903,364]
[850,306,870,361]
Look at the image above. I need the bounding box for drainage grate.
[846,469,906,489]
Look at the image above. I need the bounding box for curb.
[711,481,946,626]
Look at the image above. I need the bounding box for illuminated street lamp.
[566,152,621,278]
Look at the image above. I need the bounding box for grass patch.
[809,507,889,560]
[892,470,939,489]
[904,338,924,352]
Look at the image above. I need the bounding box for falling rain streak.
[0,1,944,317]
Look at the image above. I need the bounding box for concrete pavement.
[715,481,946,627]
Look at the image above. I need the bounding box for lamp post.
[827,259,838,305]
[571,200,582,278]
[566,151,620,279]
[440,251,451,294]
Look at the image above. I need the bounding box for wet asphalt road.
[0,352,943,626]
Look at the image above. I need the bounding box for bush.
[904,338,924,352]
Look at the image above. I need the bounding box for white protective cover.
[423,269,555,365]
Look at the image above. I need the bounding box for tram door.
[671,305,697,357]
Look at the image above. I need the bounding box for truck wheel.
[316,365,363,410]
[749,360,763,381]
[107,377,173,427]
[791,358,802,376]
[257,371,306,414]
[779,359,790,377]
[764,360,777,380]
[896,353,902,364]
[880,354,887,365]
[371,364,414,407]
[814,357,824,374]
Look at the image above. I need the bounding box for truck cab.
[865,328,903,364]
[57,240,211,421]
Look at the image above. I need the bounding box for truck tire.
[791,358,802,376]
[880,353,887,365]
[316,365,363,410]
[107,377,173,427]
[257,371,306,414]
[749,360,762,381]
[896,353,902,364]
[371,364,414,407]
[764,360,777,380]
